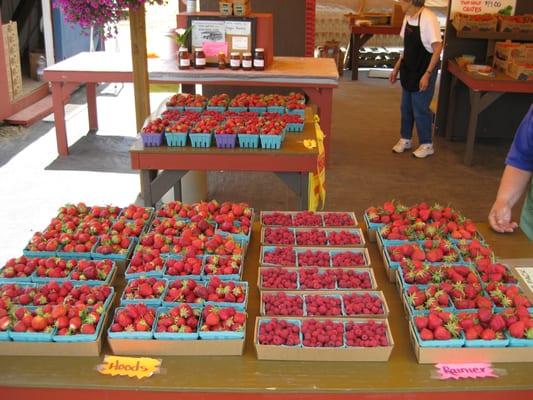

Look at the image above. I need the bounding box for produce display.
[255,210,393,361]
[365,200,533,362]
[140,92,307,149]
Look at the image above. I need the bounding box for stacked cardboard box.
[2,21,22,101]
[218,0,251,17]
[493,41,533,81]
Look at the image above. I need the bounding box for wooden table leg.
[303,87,333,164]
[86,83,98,132]
[140,170,158,207]
[445,75,457,140]
[300,172,309,210]
[51,81,68,156]
[464,90,480,166]
[351,33,373,81]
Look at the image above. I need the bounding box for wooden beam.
[129,6,151,131]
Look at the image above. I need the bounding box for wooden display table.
[445,60,533,166]
[130,112,319,209]
[43,52,338,160]
[349,25,401,80]
[0,223,532,399]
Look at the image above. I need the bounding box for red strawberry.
[419,328,434,341]
[414,316,428,330]
[465,327,479,340]
[478,308,493,323]
[434,326,452,340]
[428,313,443,330]
[480,328,496,340]
[489,315,506,332]
[509,321,525,338]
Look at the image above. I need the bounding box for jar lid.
[243,52,252,57]
[195,48,204,52]
[230,52,240,56]
[255,48,264,52]
[179,47,188,51]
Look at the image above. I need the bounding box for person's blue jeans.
[400,69,438,145]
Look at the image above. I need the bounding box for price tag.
[435,363,497,380]
[97,355,161,379]
[451,0,516,17]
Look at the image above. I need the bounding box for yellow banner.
[308,115,326,211]
[97,355,161,379]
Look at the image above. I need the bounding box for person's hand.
[419,73,430,91]
[389,68,399,84]
[488,199,519,233]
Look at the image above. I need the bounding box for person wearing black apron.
[389,0,443,158]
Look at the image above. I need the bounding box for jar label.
[180,59,191,67]
[254,59,265,68]
[230,59,241,67]
[242,60,252,68]
[196,58,206,66]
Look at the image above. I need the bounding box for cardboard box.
[453,13,498,32]
[501,258,533,302]
[493,57,511,74]
[507,61,533,81]
[377,241,397,283]
[254,317,394,361]
[260,245,371,268]
[107,337,245,356]
[260,226,366,248]
[259,290,389,318]
[257,266,378,291]
[498,15,533,33]
[408,322,533,364]
[494,41,524,62]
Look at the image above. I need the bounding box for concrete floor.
[0,70,513,265]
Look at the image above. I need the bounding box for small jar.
[230,52,241,70]
[218,52,226,69]
[194,48,206,69]
[178,47,190,70]
[254,48,265,71]
[242,52,252,71]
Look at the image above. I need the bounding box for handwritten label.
[450,0,516,17]
[232,36,249,51]
[97,355,161,379]
[203,41,228,57]
[435,363,497,380]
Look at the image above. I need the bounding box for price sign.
[450,0,516,18]
[97,355,162,379]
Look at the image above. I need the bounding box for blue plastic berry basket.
[260,267,300,290]
[260,134,282,150]
[215,221,251,243]
[0,272,34,284]
[198,312,246,340]
[237,133,259,148]
[161,279,207,307]
[203,255,243,282]
[55,248,93,260]
[508,334,533,347]
[162,255,204,282]
[215,134,237,149]
[125,264,165,280]
[285,122,304,133]
[295,248,332,268]
[165,132,188,147]
[120,278,167,306]
[205,281,249,310]
[189,133,212,148]
[267,106,285,114]
[184,106,205,112]
[0,329,10,341]
[141,132,164,147]
[303,293,344,317]
[403,289,454,316]
[286,108,305,117]
[410,320,465,348]
[256,318,303,347]
[207,106,226,112]
[330,248,369,268]
[52,309,106,342]
[228,106,247,113]
[249,106,267,114]
[166,105,185,112]
[464,336,509,348]
[153,305,202,340]
[107,306,155,340]
[91,237,137,261]
[22,246,57,258]
[9,327,56,342]
[260,246,297,267]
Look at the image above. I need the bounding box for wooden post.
[129,6,151,132]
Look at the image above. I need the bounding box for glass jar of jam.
[218,51,226,69]
[178,47,190,70]
[230,52,241,70]
[242,52,252,71]
[194,48,206,69]
[254,48,265,71]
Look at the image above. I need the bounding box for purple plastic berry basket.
[215,134,237,149]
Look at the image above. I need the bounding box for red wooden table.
[349,25,401,80]
[446,60,533,165]
[43,52,338,160]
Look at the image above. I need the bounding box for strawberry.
[509,321,526,338]
[434,326,452,340]
[414,315,428,330]
[480,328,496,340]
[419,328,434,341]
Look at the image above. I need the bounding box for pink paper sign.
[203,41,228,57]
[435,363,497,380]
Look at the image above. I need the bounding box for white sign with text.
[450,0,516,17]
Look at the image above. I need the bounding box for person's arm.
[489,165,532,233]
[419,41,442,91]
[389,53,403,84]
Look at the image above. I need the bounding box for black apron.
[400,10,433,92]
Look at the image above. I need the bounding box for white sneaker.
[412,144,434,158]
[392,138,412,153]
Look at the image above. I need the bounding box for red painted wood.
[86,83,98,131]
[5,95,53,126]
[448,60,533,94]
[51,82,68,156]
[1,387,532,400]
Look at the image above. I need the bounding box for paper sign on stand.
[203,41,228,57]
[435,363,498,380]
[450,0,516,18]
[97,355,162,379]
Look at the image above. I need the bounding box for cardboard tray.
[254,317,394,361]
[378,241,397,283]
[107,337,244,356]
[260,227,366,247]
[260,246,371,268]
[257,267,378,291]
[260,211,358,228]
[408,322,533,364]
[259,290,389,318]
